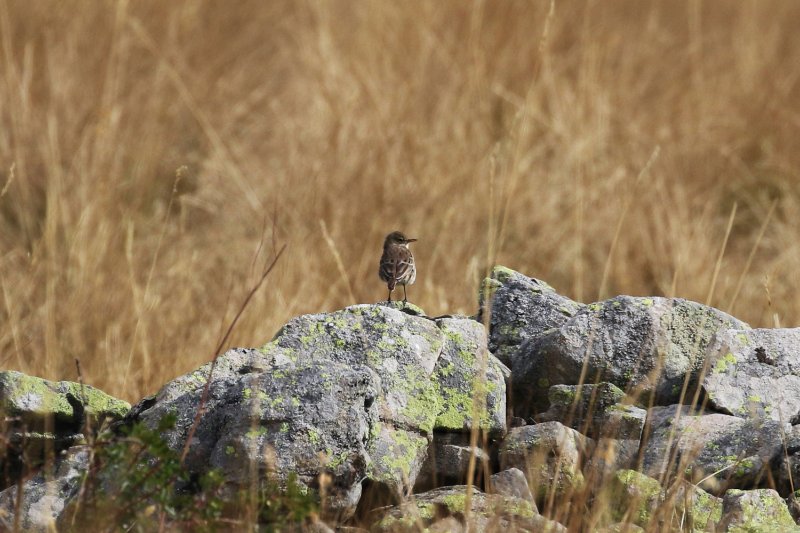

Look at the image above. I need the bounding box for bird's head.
[384,231,417,247]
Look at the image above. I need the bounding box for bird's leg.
[387,287,392,303]
[402,285,408,304]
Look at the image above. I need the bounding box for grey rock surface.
[641,406,784,494]
[596,471,722,531]
[586,437,642,480]
[717,488,799,531]
[433,316,507,437]
[373,485,565,532]
[703,327,800,423]
[513,296,748,416]
[498,422,592,502]
[0,371,129,490]
[414,434,490,491]
[0,370,130,429]
[490,468,535,506]
[536,383,645,440]
[477,266,583,366]
[0,446,89,532]
[128,304,505,518]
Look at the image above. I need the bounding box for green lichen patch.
[713,352,738,374]
[431,318,505,435]
[722,489,798,532]
[611,470,663,527]
[368,425,427,484]
[0,371,130,427]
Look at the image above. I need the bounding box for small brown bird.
[379,231,417,303]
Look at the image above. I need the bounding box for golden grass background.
[1,0,799,403]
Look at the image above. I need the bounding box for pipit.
[378,231,417,303]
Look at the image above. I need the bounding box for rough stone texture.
[477,266,583,366]
[787,490,800,525]
[140,354,378,518]
[0,371,129,489]
[490,468,535,506]
[373,485,565,533]
[666,480,723,532]
[586,437,642,479]
[414,435,491,491]
[126,304,505,518]
[513,296,747,416]
[498,422,592,502]
[595,472,721,531]
[536,383,645,440]
[0,446,89,532]
[608,470,663,528]
[703,328,800,423]
[717,488,800,532]
[433,317,507,437]
[641,406,784,494]
[0,371,131,429]
[772,425,800,496]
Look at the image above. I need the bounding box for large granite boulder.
[703,328,800,423]
[373,485,565,532]
[477,266,583,366]
[126,304,505,519]
[499,422,592,503]
[513,296,748,416]
[640,406,784,494]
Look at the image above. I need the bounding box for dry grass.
[1,0,800,405]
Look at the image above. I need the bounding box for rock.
[703,328,800,423]
[607,470,663,528]
[641,406,784,494]
[772,425,800,496]
[125,304,505,519]
[536,383,645,440]
[585,437,641,479]
[513,296,748,416]
[373,485,565,532]
[477,266,583,366]
[414,434,491,491]
[717,489,799,531]
[665,480,723,531]
[593,472,721,531]
[0,371,130,429]
[433,317,507,437]
[498,422,591,503]
[0,446,89,532]
[787,490,800,524]
[0,371,129,489]
[133,350,378,519]
[490,468,535,505]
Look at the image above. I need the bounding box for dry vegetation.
[1,0,800,404]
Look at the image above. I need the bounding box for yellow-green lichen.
[713,352,737,373]
[375,427,426,481]
[491,265,517,284]
[441,493,467,512]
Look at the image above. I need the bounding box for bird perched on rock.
[379,231,417,303]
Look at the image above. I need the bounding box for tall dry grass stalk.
[1,0,800,405]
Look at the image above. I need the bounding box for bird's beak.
[406,238,417,243]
